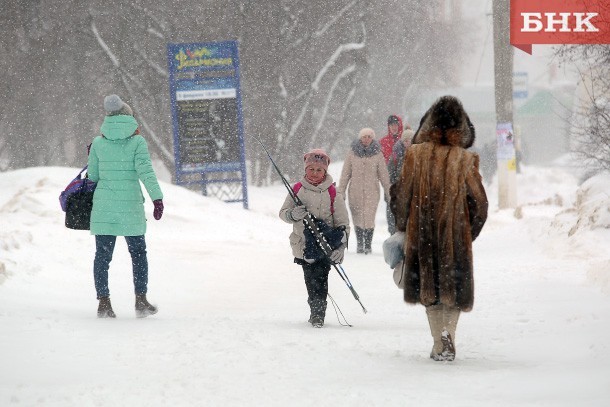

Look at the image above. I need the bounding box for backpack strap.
[292,182,303,196]
[328,183,336,214]
[292,182,335,214]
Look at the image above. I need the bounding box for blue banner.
[167,41,248,208]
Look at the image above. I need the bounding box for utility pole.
[493,0,517,209]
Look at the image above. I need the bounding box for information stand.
[167,41,248,208]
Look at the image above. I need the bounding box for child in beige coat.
[279,149,350,328]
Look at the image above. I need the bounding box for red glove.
[153,199,164,220]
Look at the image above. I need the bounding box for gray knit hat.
[104,94,133,116]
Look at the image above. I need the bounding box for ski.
[253,135,367,314]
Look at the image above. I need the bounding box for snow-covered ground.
[1,162,610,406]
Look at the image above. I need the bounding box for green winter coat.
[87,115,163,236]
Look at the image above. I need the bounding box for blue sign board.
[167,41,248,208]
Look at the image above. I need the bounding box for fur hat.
[303,149,330,171]
[104,94,133,116]
[358,127,376,139]
[412,95,475,148]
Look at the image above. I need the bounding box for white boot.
[440,305,460,361]
[425,305,444,360]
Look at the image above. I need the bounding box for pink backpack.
[292,182,337,214]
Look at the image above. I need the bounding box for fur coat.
[391,96,488,311]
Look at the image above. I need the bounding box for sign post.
[167,40,248,209]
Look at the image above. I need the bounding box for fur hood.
[412,95,475,149]
[351,139,381,158]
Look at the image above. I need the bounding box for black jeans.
[302,259,330,303]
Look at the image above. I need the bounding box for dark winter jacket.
[387,139,410,184]
[390,96,488,311]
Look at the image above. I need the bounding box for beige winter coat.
[279,174,350,259]
[338,140,391,229]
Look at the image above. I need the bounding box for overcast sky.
[461,0,578,88]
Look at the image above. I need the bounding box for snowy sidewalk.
[1,166,609,406]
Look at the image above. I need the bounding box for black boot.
[135,294,158,318]
[355,227,364,254]
[307,299,314,323]
[97,296,116,318]
[364,229,374,254]
[309,299,327,328]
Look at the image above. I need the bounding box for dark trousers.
[302,259,330,320]
[93,235,148,299]
[302,260,330,302]
[386,204,396,235]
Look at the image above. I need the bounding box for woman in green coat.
[88,94,164,319]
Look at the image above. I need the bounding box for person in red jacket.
[380,114,403,234]
[379,114,403,164]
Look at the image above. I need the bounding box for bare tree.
[84,1,180,176]
[0,0,47,169]
[345,0,469,148]
[555,44,610,172]
[0,0,470,186]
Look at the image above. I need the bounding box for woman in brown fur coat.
[390,96,488,361]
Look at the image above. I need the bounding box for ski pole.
[252,135,367,313]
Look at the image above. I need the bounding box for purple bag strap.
[77,165,88,179]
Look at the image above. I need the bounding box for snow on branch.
[138,116,174,163]
[287,40,365,144]
[314,0,361,38]
[147,28,165,40]
[90,20,119,68]
[134,47,168,78]
[131,4,168,34]
[310,64,356,146]
[312,41,364,91]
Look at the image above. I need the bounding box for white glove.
[290,205,307,221]
[330,245,346,264]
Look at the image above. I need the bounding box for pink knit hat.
[303,149,330,171]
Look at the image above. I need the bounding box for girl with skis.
[279,149,350,328]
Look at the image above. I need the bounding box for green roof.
[517,90,554,116]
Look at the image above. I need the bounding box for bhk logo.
[521,12,599,32]
[510,0,610,54]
